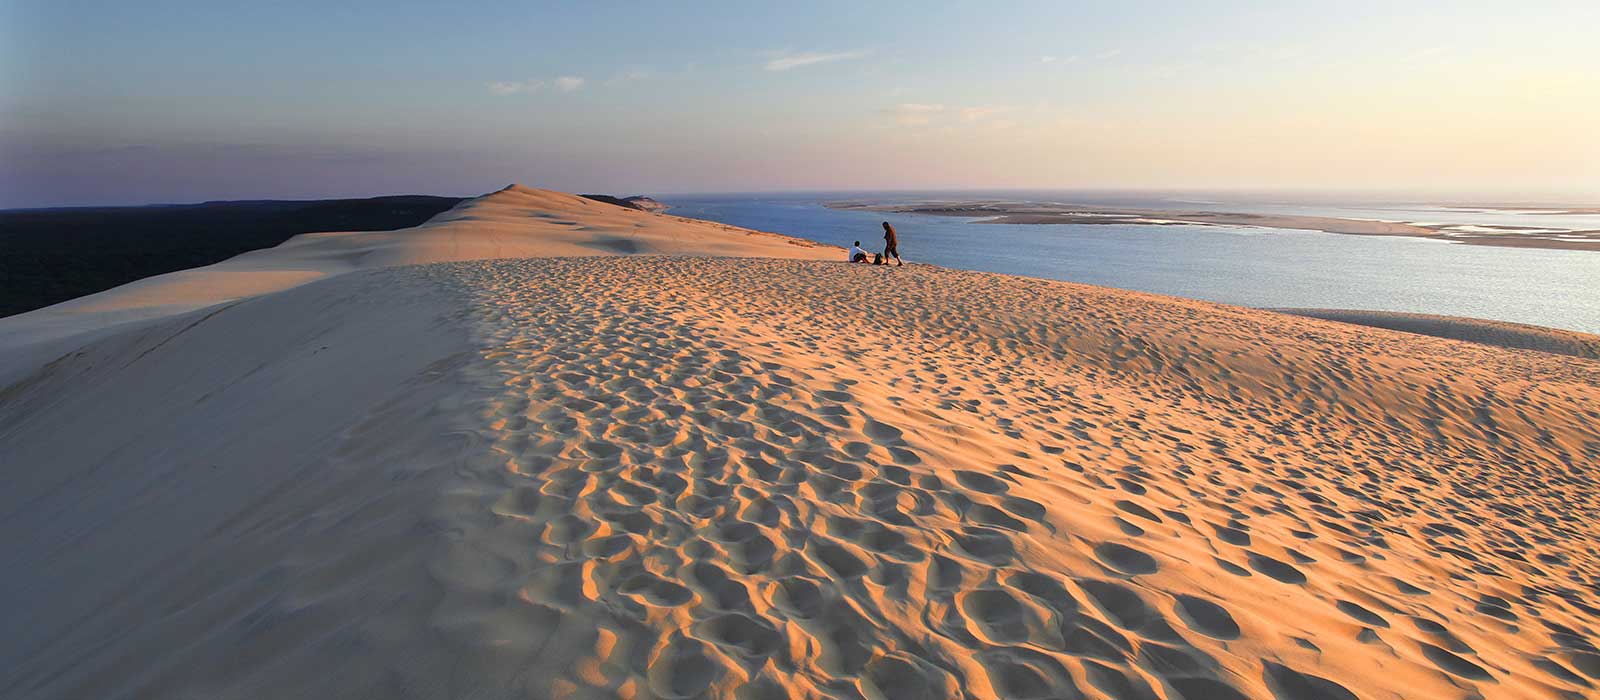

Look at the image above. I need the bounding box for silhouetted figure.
[882,222,903,266]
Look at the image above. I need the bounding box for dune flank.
[0,184,835,385]
[2,189,1598,700]
[1272,309,1600,361]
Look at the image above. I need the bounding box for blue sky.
[2,1,1597,206]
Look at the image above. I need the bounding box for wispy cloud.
[1402,44,1450,64]
[881,102,1036,129]
[487,80,542,96]
[608,69,654,84]
[765,50,869,72]
[883,103,945,127]
[960,106,1007,123]
[487,76,585,96]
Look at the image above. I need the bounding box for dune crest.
[4,252,1597,699]
[0,184,835,383]
[1273,308,1600,361]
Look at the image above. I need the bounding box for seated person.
[850,241,869,262]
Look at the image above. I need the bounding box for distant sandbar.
[827,200,1600,251]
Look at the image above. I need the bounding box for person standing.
[881,222,903,266]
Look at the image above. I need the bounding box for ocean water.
[663,193,1600,334]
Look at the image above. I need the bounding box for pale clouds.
[487,80,543,96]
[884,103,945,127]
[883,102,1047,130]
[609,69,654,84]
[764,50,869,71]
[1402,45,1451,64]
[488,76,585,96]
[960,106,1006,123]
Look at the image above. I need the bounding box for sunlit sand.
[4,187,1597,699]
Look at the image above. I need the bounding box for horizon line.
[7,184,1599,212]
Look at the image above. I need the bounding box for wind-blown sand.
[3,187,1599,700]
[0,185,834,387]
[1273,309,1600,361]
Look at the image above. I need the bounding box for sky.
[2,1,1598,207]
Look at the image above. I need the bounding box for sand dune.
[0,184,835,385]
[1272,309,1600,361]
[3,189,1598,700]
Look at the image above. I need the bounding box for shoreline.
[827,201,1600,251]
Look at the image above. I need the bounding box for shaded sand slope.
[1273,309,1600,361]
[0,185,835,385]
[0,267,479,695]
[5,257,1600,699]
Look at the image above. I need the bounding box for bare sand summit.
[2,187,1599,700]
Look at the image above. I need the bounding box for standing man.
[881,221,904,266]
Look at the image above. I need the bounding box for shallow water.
[665,194,1600,334]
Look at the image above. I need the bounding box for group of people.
[850,221,904,266]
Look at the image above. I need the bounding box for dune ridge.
[0,184,835,385]
[1271,308,1600,361]
[3,189,1598,699]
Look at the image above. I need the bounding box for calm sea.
[663,193,1600,334]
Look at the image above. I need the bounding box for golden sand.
[2,188,1596,699]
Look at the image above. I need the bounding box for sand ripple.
[5,256,1597,699]
[420,257,1600,699]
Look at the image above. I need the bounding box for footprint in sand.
[953,469,1010,494]
[1335,600,1388,628]
[1094,542,1159,575]
[1078,579,1155,631]
[858,654,956,700]
[1174,595,1241,640]
[861,418,906,447]
[957,588,1034,644]
[1418,642,1495,681]
[1262,662,1359,700]
[693,612,782,660]
[1247,552,1307,584]
[647,636,722,699]
[217,257,1599,700]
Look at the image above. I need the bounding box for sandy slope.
[0,185,836,386]
[1272,309,1600,361]
[4,243,1599,699]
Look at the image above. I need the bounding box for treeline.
[0,195,464,318]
